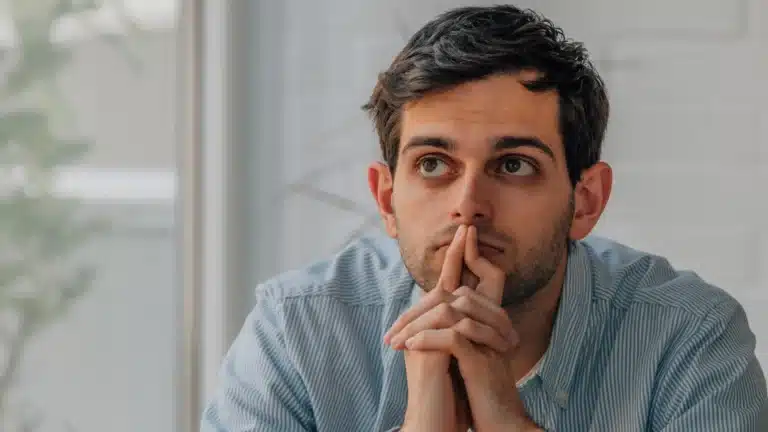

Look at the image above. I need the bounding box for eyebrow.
[402,135,556,161]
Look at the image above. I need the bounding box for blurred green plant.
[0,1,140,429]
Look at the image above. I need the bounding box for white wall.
[250,0,768,369]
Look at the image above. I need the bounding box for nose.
[450,173,492,225]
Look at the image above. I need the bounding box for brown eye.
[418,157,449,178]
[500,157,535,176]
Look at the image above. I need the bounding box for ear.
[367,161,398,238]
[569,161,612,240]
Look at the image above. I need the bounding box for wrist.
[515,419,544,432]
[521,417,543,431]
[476,402,540,432]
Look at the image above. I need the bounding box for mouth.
[477,242,504,255]
[436,239,504,255]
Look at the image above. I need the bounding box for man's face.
[388,72,575,307]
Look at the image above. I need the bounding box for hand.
[385,226,516,352]
[400,350,471,432]
[390,225,471,432]
[391,225,539,431]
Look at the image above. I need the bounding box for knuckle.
[435,303,459,324]
[393,316,410,330]
[454,285,471,296]
[433,307,451,327]
[457,317,476,332]
[435,302,452,316]
[438,289,455,302]
[448,328,462,345]
[398,324,413,339]
[409,332,423,344]
[452,295,472,310]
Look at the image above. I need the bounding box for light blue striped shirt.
[201,235,768,431]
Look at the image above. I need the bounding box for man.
[202,5,767,431]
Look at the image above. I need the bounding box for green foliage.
[0,0,139,429]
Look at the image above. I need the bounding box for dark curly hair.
[363,5,609,186]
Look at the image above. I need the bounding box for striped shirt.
[201,235,768,431]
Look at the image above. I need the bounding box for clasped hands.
[384,225,541,432]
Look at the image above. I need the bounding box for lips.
[436,239,504,254]
[477,241,504,254]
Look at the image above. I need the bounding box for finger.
[404,328,476,361]
[390,302,463,349]
[435,224,468,293]
[454,285,499,311]
[384,287,453,344]
[464,225,506,304]
[452,317,512,352]
[452,286,518,345]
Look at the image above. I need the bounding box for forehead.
[400,73,562,157]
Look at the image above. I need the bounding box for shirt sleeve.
[652,297,768,431]
[200,285,315,432]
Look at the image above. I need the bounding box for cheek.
[393,179,446,219]
[392,194,446,252]
[494,191,548,221]
[493,192,564,238]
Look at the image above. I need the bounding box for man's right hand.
[401,350,470,431]
[396,226,472,432]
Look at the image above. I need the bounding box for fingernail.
[405,338,414,348]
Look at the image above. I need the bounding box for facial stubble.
[396,195,574,308]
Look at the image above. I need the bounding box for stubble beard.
[396,196,574,308]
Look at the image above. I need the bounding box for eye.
[499,157,536,176]
[417,156,450,178]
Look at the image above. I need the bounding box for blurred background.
[0,0,765,431]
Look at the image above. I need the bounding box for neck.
[504,253,568,380]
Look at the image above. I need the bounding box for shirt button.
[556,390,568,405]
